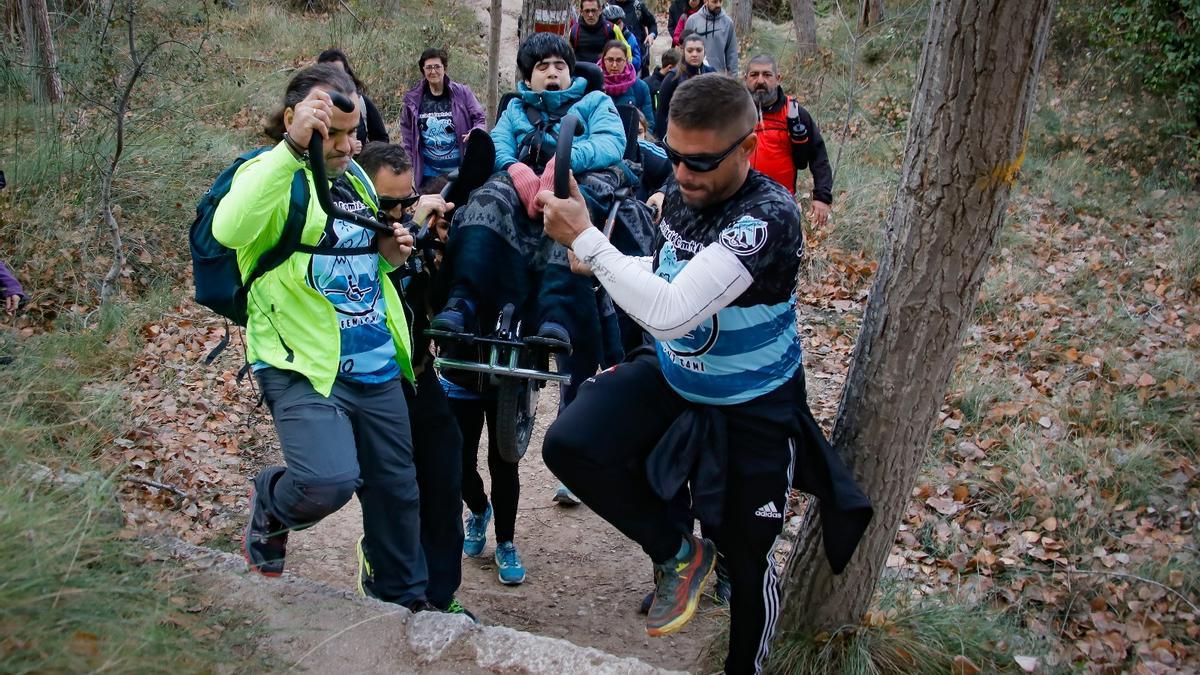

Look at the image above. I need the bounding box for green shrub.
[1054,0,1200,132]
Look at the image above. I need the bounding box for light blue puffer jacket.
[492,75,627,173]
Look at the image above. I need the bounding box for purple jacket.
[400,77,487,189]
[0,260,24,300]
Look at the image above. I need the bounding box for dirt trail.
[286,383,725,672]
[467,0,521,90]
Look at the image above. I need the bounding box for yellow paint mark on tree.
[976,137,1028,190]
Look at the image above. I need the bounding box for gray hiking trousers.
[256,367,426,605]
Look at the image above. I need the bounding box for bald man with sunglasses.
[537,74,871,675]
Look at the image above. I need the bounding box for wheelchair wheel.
[496,377,539,464]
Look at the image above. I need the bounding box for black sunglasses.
[378,193,420,212]
[661,128,754,173]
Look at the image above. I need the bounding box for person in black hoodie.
[317,48,389,149]
[653,34,714,138]
[569,0,619,65]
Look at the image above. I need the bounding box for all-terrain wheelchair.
[427,62,659,463]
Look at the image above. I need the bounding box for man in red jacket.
[744,54,833,228]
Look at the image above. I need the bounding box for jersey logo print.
[755,501,783,519]
[308,219,380,318]
[666,314,719,358]
[719,215,770,256]
[421,113,457,161]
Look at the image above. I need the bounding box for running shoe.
[243,467,288,577]
[359,538,478,623]
[355,534,376,598]
[463,504,492,557]
[645,535,716,637]
[442,596,480,623]
[527,321,572,352]
[552,484,581,506]
[495,541,526,585]
[405,599,439,613]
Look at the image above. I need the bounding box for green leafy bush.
[1055,0,1200,131]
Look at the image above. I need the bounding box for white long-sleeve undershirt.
[571,227,753,341]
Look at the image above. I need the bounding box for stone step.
[163,538,688,674]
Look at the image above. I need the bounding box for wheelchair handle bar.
[554,114,579,199]
[307,91,393,237]
[413,169,458,251]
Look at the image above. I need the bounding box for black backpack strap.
[244,169,311,290]
[207,169,309,365]
[295,243,376,255]
[518,101,578,168]
[204,318,233,365]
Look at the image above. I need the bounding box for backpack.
[569,18,614,48]
[190,148,310,331]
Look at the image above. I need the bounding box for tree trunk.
[517,0,572,45]
[857,0,883,30]
[5,0,22,37]
[791,0,817,53]
[19,0,35,66]
[486,0,502,126]
[778,0,1057,636]
[28,0,63,102]
[732,0,752,44]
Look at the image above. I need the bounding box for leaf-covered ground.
[4,1,1197,672]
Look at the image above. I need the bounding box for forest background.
[0,0,1196,672]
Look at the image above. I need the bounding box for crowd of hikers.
[192,2,870,673]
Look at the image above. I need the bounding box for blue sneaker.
[495,541,526,585]
[463,504,491,557]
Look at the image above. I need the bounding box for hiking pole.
[307,91,393,236]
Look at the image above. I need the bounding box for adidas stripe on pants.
[543,355,800,675]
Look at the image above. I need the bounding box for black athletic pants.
[452,396,520,543]
[543,356,797,675]
[405,366,466,608]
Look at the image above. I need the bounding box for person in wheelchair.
[430,32,631,355]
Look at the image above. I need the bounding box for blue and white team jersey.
[654,171,804,405]
[307,178,400,383]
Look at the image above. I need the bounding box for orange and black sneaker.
[645,535,717,637]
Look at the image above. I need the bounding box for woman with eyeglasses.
[316,48,389,150]
[599,40,654,127]
[399,48,488,191]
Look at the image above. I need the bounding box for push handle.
[306,91,392,236]
[554,114,579,199]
